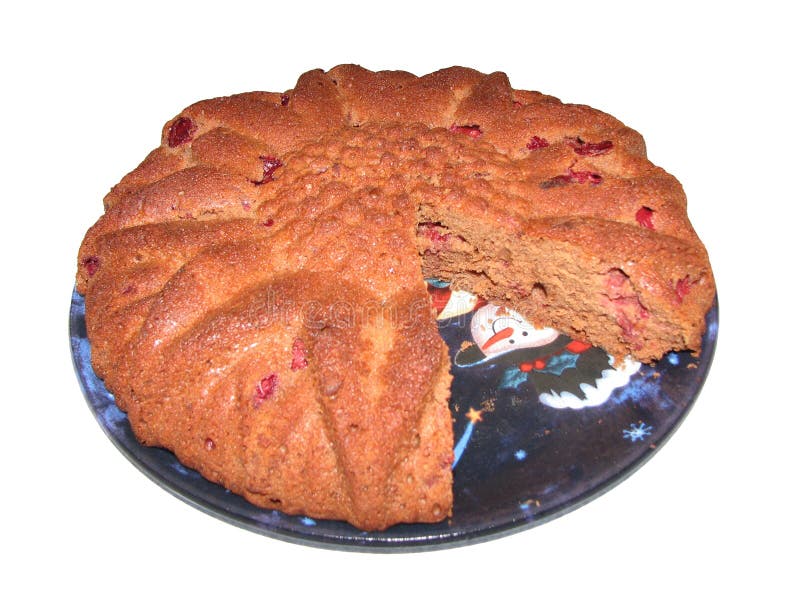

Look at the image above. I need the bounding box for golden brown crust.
[77,65,715,529]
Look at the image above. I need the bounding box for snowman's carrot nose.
[481,327,514,351]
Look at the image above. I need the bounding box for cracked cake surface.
[76,64,715,530]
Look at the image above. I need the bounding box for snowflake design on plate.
[622,422,654,442]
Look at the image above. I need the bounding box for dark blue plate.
[70,286,717,552]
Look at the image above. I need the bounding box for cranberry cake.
[76,65,715,530]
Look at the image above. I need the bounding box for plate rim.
[70,287,718,552]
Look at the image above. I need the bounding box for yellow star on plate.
[466,407,483,423]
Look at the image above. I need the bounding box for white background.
[2,1,796,598]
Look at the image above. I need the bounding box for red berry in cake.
[526,136,549,150]
[254,373,278,406]
[262,218,275,227]
[204,438,216,451]
[280,94,290,106]
[636,206,655,229]
[616,312,636,339]
[540,168,603,189]
[569,137,613,156]
[253,156,283,185]
[449,123,482,138]
[569,169,603,184]
[167,117,197,147]
[605,268,629,293]
[675,276,692,302]
[417,222,451,252]
[82,256,100,276]
[291,337,308,370]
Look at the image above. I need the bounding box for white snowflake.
[622,422,653,442]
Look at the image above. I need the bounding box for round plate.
[70,286,717,551]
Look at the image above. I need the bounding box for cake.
[76,65,715,530]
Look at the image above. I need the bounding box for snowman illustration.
[428,280,640,409]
